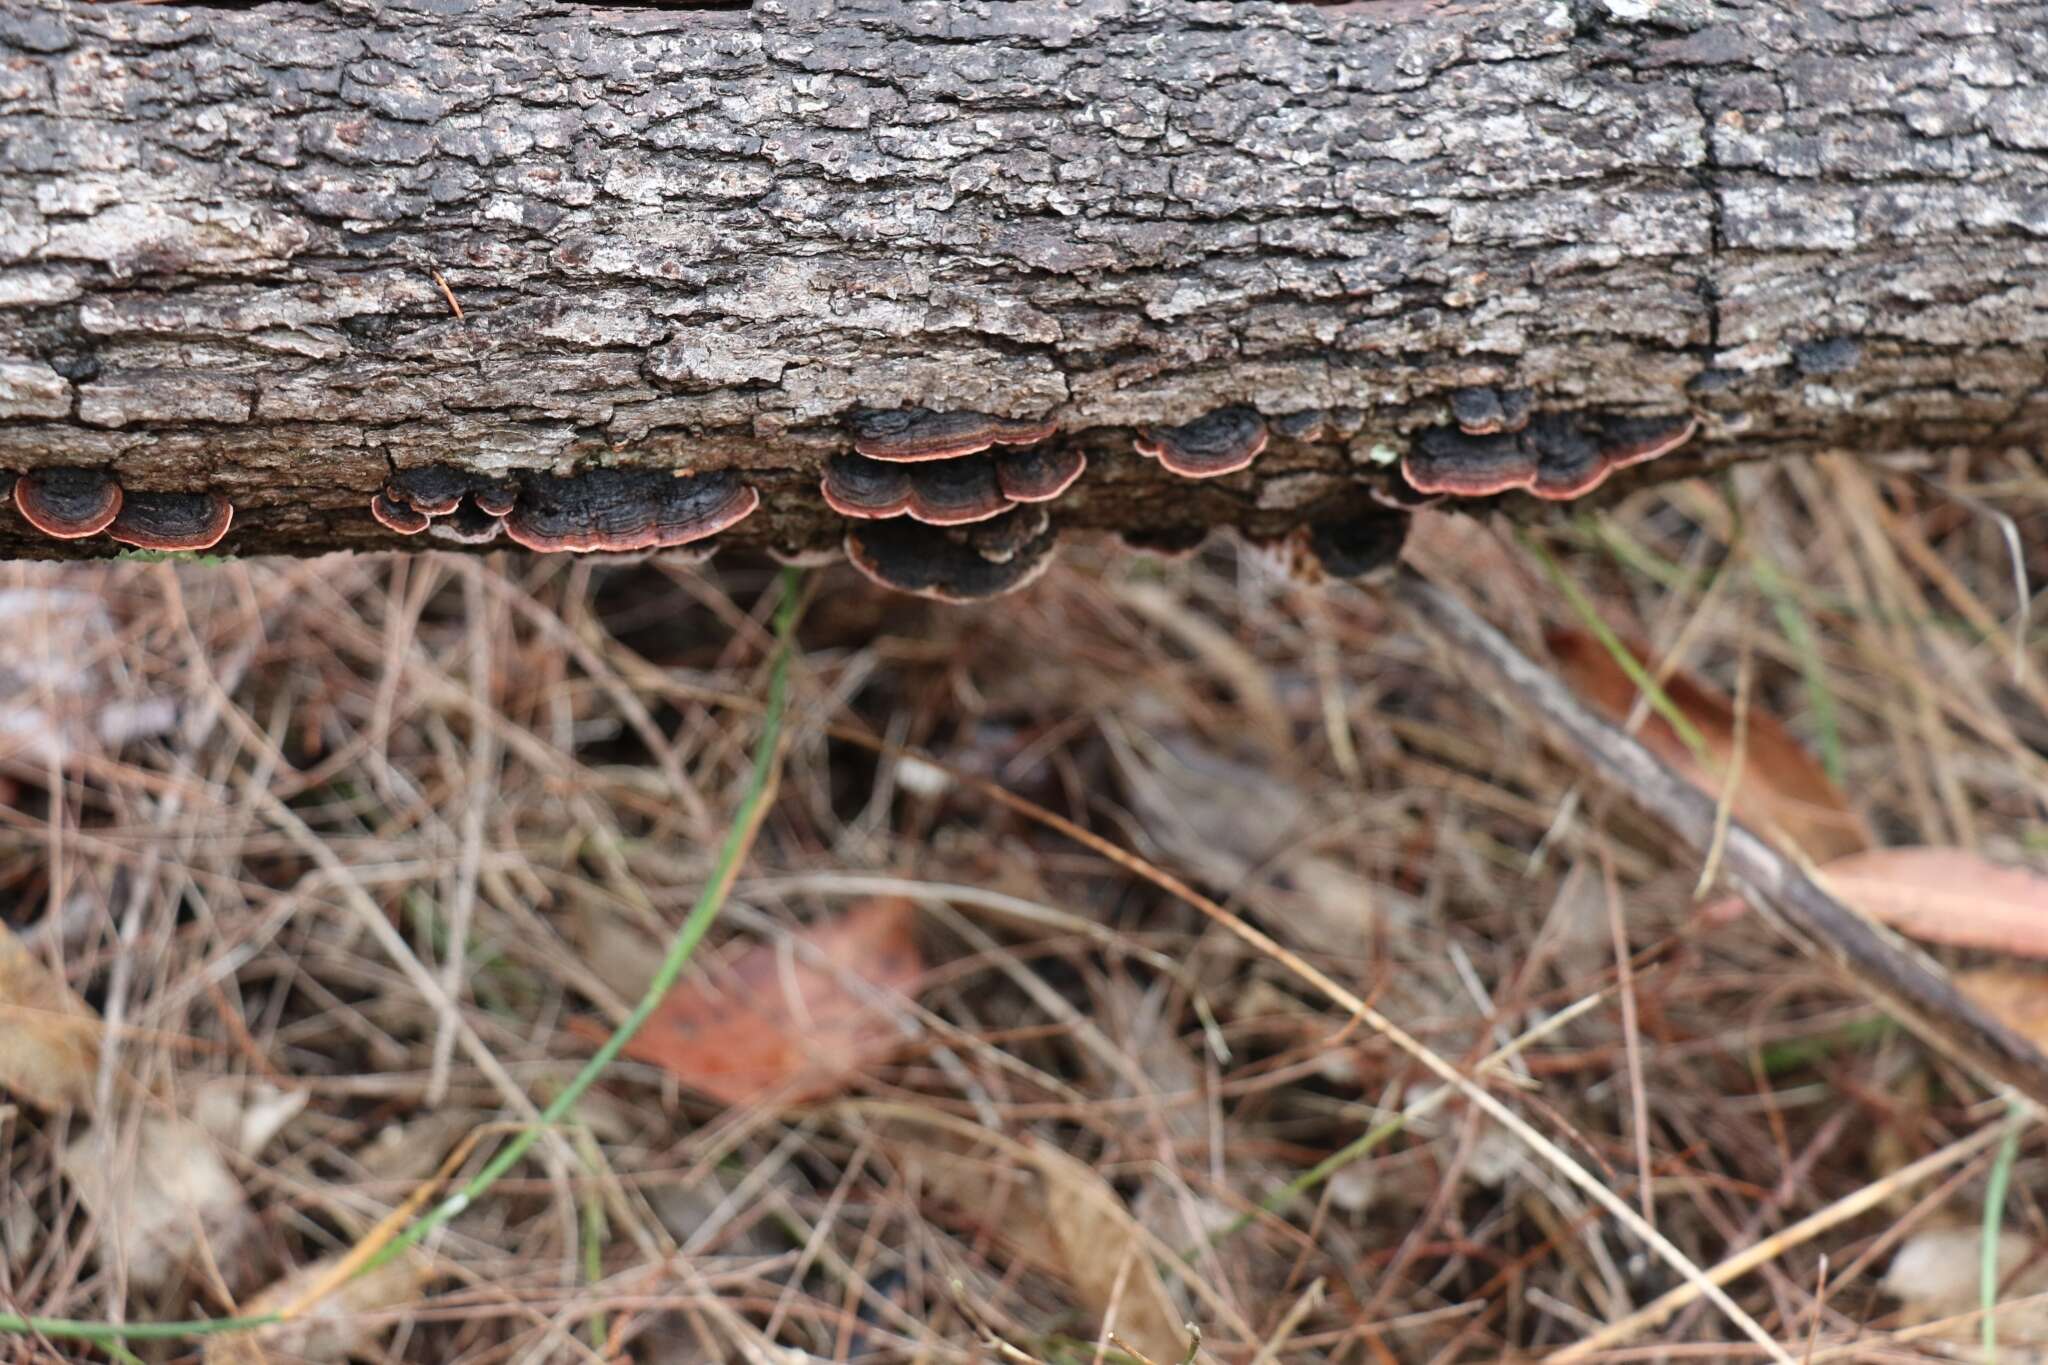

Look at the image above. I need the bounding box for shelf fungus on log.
[1450,387,1536,437]
[992,446,1087,504]
[845,505,1059,603]
[108,491,235,552]
[1134,407,1269,479]
[851,409,1060,463]
[502,468,759,554]
[821,452,1012,525]
[1402,411,1698,502]
[374,465,520,537]
[369,491,433,536]
[12,468,124,540]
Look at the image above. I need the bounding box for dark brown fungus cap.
[1600,415,1698,472]
[503,468,758,554]
[470,481,519,518]
[387,466,518,519]
[1306,513,1409,580]
[108,491,234,552]
[1135,406,1269,478]
[428,502,506,546]
[902,454,1010,525]
[370,491,431,535]
[1450,387,1535,436]
[994,445,1086,503]
[1402,429,1538,498]
[852,409,1060,463]
[845,506,1058,603]
[14,468,123,539]
[820,454,915,520]
[1271,410,1328,442]
[1526,418,1611,500]
[1450,387,1508,436]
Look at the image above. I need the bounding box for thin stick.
[1383,564,2048,1109]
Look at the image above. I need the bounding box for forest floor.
[2,448,2045,1364]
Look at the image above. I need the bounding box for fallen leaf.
[1710,849,2048,958]
[203,1251,432,1365]
[1811,849,2048,958]
[0,922,100,1112]
[587,898,925,1107]
[62,1116,257,1292]
[889,1123,1188,1365]
[1546,628,1872,862]
[1957,968,2048,1047]
[1029,1140,1190,1365]
[1882,1222,2048,1347]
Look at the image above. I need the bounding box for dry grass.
[2,447,2045,1364]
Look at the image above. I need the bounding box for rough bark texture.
[1,0,2045,561]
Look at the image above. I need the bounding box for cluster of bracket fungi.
[1,390,1698,600]
[5,468,234,552]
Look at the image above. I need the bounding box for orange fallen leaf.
[1956,967,2048,1048]
[1546,628,1872,862]
[1704,848,2048,958]
[583,897,925,1107]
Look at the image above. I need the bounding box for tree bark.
[1,0,2044,561]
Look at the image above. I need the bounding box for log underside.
[1,0,2046,569]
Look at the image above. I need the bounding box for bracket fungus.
[1402,411,1698,502]
[503,468,758,554]
[12,468,124,540]
[845,505,1058,603]
[852,408,1060,463]
[375,465,520,537]
[821,453,1012,526]
[108,491,234,552]
[369,491,433,535]
[993,445,1087,503]
[1450,386,1535,437]
[1135,407,1269,479]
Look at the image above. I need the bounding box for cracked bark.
[1,0,2045,561]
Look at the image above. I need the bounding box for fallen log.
[2,0,2044,580]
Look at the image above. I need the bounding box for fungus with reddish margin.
[820,455,915,520]
[993,445,1086,503]
[1401,429,1539,498]
[845,505,1059,603]
[503,468,758,554]
[370,491,432,535]
[1134,407,1269,478]
[108,491,234,552]
[1450,387,1535,437]
[13,468,123,539]
[823,453,1013,525]
[388,465,517,518]
[852,409,1060,463]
